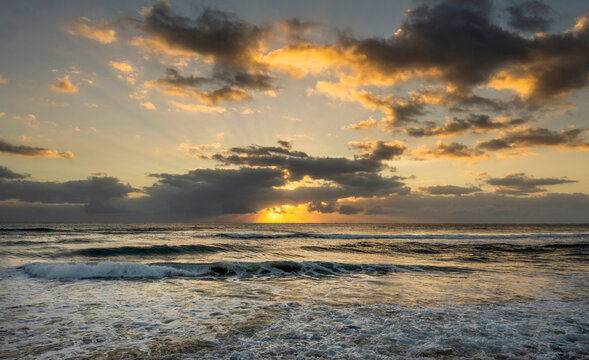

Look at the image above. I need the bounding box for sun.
[257,204,312,223]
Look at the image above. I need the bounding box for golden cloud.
[168,100,226,113]
[66,20,117,44]
[50,76,78,93]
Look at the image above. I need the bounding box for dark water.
[1,223,588,359]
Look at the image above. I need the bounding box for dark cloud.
[477,127,589,151]
[0,140,74,159]
[405,114,531,137]
[180,143,411,212]
[277,140,292,149]
[224,145,308,158]
[211,150,383,182]
[0,166,28,179]
[505,1,554,32]
[339,192,589,223]
[151,68,211,88]
[442,91,521,113]
[138,2,277,104]
[152,68,274,91]
[414,141,488,160]
[349,140,406,161]
[199,86,251,104]
[138,2,267,68]
[484,172,577,195]
[146,167,285,215]
[307,201,337,213]
[3,190,588,223]
[126,140,409,218]
[419,185,481,196]
[340,0,527,90]
[338,205,362,215]
[0,176,135,213]
[143,164,407,218]
[214,70,275,91]
[148,68,272,104]
[334,0,589,107]
[358,92,427,127]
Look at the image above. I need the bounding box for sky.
[1,0,589,223]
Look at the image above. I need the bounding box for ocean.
[1,223,588,359]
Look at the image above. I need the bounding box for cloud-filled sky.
[1,0,588,223]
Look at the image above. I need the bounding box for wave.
[0,227,61,233]
[301,241,589,256]
[19,261,472,280]
[213,232,589,240]
[69,244,254,257]
[1,238,100,246]
[0,226,202,234]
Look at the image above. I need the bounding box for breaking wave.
[19,261,471,280]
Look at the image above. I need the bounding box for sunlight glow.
[257,204,313,223]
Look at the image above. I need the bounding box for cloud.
[0,166,28,179]
[338,205,362,215]
[307,201,337,213]
[135,2,267,68]
[142,151,408,217]
[349,140,406,161]
[0,140,583,222]
[148,68,211,88]
[223,144,309,158]
[477,127,589,151]
[345,118,378,130]
[338,192,589,223]
[109,61,134,73]
[0,139,74,159]
[0,74,8,84]
[505,1,554,32]
[404,115,531,137]
[140,102,156,110]
[50,76,78,93]
[129,2,286,107]
[484,172,577,195]
[199,86,251,104]
[413,141,489,160]
[145,167,286,215]
[0,176,134,213]
[277,140,292,149]
[213,70,275,91]
[264,0,589,122]
[419,185,481,196]
[148,68,263,104]
[66,19,117,44]
[315,84,432,129]
[338,0,589,101]
[168,100,226,113]
[197,143,410,203]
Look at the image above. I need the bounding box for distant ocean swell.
[5,241,587,259]
[213,232,589,240]
[19,261,472,280]
[2,227,589,240]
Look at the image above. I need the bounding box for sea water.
[1,223,588,359]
